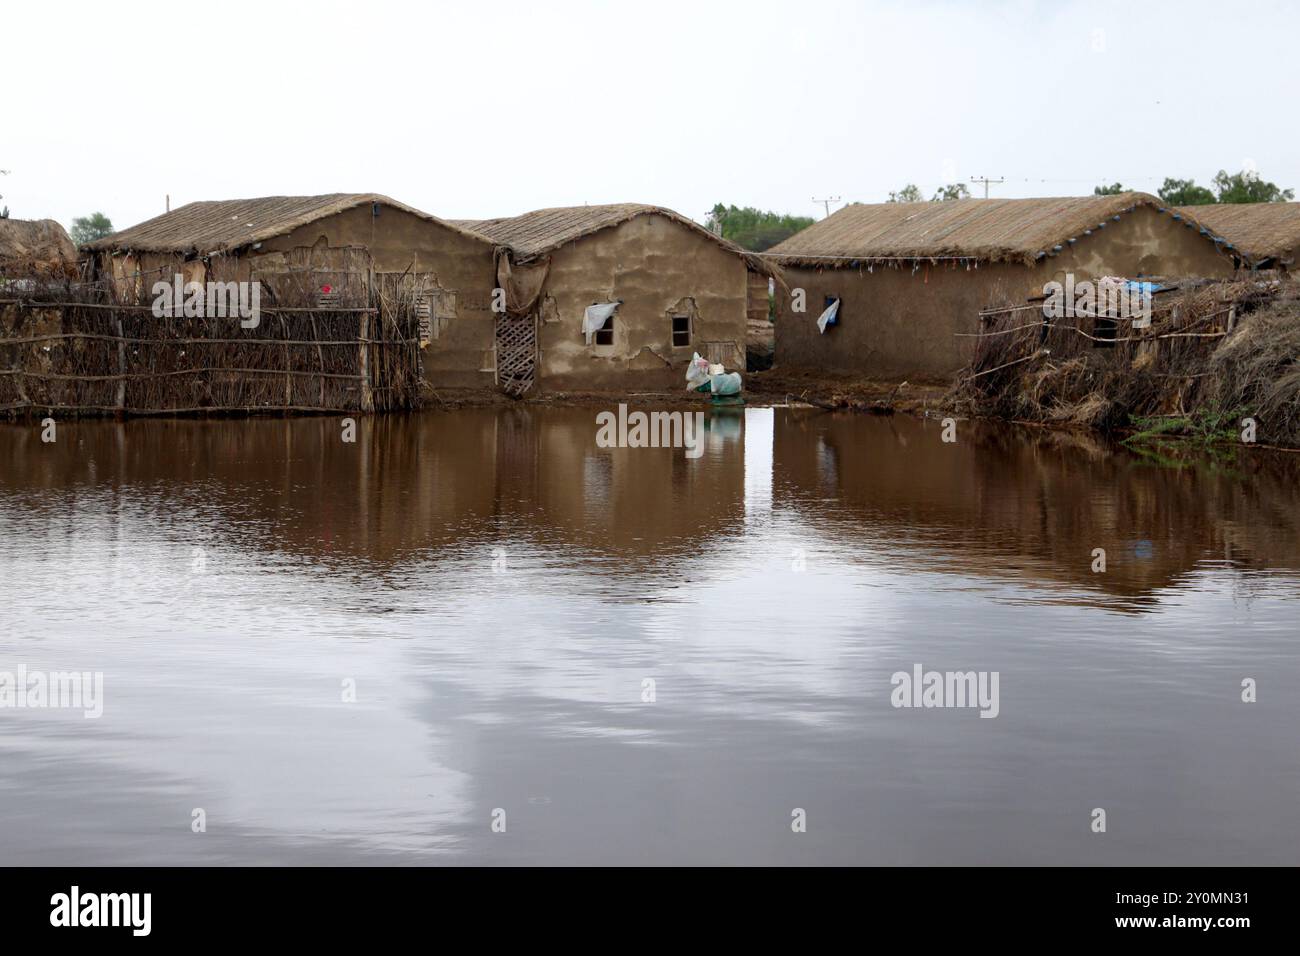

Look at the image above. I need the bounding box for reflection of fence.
[0,267,423,417]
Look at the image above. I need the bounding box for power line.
[811,195,842,217]
[970,175,1004,199]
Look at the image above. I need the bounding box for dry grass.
[947,275,1300,446]
[0,219,79,279]
[1208,299,1300,441]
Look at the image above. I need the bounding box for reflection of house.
[7,408,1300,610]
[1175,202,1300,271]
[768,193,1237,381]
[82,194,499,387]
[0,407,747,567]
[526,408,745,553]
[452,205,775,392]
[771,410,1300,608]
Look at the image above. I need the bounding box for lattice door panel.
[702,340,743,370]
[495,314,538,397]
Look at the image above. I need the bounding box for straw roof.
[1174,203,1300,263]
[766,192,1227,267]
[451,203,778,277]
[0,218,78,276]
[83,193,490,255]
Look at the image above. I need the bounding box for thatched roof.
[451,203,778,277]
[766,193,1228,267]
[1174,203,1300,263]
[0,218,78,276]
[83,193,490,256]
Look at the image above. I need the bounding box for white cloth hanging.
[816,298,840,334]
[583,302,620,344]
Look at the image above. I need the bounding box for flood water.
[1,406,1298,865]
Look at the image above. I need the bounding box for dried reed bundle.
[947,275,1300,445]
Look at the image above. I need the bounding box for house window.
[1093,315,1117,348]
[594,314,614,346]
[671,315,691,347]
[817,295,841,334]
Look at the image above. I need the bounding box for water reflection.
[1,408,1297,864]
[775,412,1300,609]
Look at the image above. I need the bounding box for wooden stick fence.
[0,266,424,418]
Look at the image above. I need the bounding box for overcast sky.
[5,0,1297,234]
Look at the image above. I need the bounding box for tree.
[1156,170,1294,206]
[1212,169,1294,204]
[705,204,814,252]
[887,184,924,203]
[1093,182,1126,196]
[931,183,970,202]
[1157,177,1216,206]
[70,212,114,244]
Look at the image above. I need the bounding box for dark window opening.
[818,295,841,332]
[825,295,841,324]
[1093,315,1117,347]
[595,315,614,346]
[671,315,691,347]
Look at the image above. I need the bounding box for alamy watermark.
[0,666,104,718]
[890,663,999,718]
[50,886,150,936]
[596,404,705,459]
[151,274,261,328]
[1043,274,1152,328]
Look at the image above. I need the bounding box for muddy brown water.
[1,407,1297,864]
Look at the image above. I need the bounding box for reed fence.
[0,260,424,418]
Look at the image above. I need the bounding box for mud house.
[82,194,500,387]
[450,204,776,394]
[0,218,78,279]
[1175,202,1300,272]
[0,195,499,417]
[767,193,1237,381]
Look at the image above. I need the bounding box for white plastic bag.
[816,298,839,334]
[685,352,711,390]
[709,371,743,396]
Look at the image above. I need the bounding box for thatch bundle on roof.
[767,193,1225,267]
[452,203,779,278]
[1174,202,1300,265]
[0,218,78,278]
[84,193,486,256]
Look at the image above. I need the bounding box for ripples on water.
[1,408,1297,864]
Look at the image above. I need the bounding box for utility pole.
[970,176,1004,199]
[812,196,841,219]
